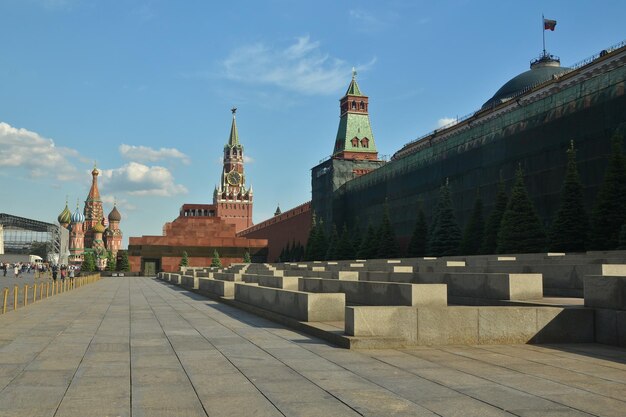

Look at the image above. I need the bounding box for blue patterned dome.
[71,207,85,223]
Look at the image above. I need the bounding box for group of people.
[50,264,79,281]
[1,262,80,280]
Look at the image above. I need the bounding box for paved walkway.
[0,277,625,417]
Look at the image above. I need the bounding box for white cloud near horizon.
[0,121,79,181]
[221,35,375,95]
[437,117,458,128]
[99,162,188,197]
[119,144,190,165]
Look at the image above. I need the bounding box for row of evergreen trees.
[179,249,252,269]
[81,250,130,272]
[278,133,626,261]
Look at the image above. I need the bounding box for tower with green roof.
[311,70,386,232]
[333,68,379,161]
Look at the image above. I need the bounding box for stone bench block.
[198,277,236,297]
[234,284,345,322]
[346,306,417,342]
[242,274,300,290]
[212,272,243,282]
[601,264,626,276]
[169,274,181,285]
[345,305,593,346]
[359,271,543,301]
[299,278,447,307]
[584,275,626,310]
[181,275,198,289]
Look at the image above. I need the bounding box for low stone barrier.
[212,272,243,282]
[346,305,593,345]
[241,274,299,290]
[235,284,345,322]
[358,271,543,301]
[181,275,198,289]
[198,278,236,297]
[298,278,446,307]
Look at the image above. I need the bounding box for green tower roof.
[334,113,377,155]
[344,68,364,96]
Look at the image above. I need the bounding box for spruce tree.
[376,202,400,259]
[118,251,130,272]
[350,221,362,257]
[179,251,189,267]
[313,219,328,260]
[304,212,318,261]
[325,224,339,261]
[618,224,626,250]
[590,133,626,250]
[428,181,461,256]
[407,203,428,257]
[481,176,508,254]
[357,223,377,259]
[549,141,589,252]
[335,225,355,260]
[497,166,546,254]
[82,251,96,272]
[211,250,222,268]
[243,251,251,263]
[460,192,485,255]
[105,251,117,271]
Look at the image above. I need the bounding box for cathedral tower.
[105,203,123,255]
[214,108,253,232]
[69,202,85,264]
[84,165,104,249]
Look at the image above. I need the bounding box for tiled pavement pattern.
[0,277,624,417]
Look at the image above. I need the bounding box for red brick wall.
[238,202,311,262]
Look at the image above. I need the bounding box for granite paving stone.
[0,276,623,417]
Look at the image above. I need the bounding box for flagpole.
[542,13,546,56]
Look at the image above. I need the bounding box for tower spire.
[228,107,239,147]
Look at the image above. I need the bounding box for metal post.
[2,288,8,314]
[13,285,17,310]
[33,284,37,302]
[24,285,28,307]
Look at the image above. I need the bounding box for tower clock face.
[227,170,242,186]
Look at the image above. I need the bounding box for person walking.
[1,263,6,277]
[52,264,58,282]
[69,266,75,282]
[13,264,19,279]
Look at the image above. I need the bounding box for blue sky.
[1,0,624,246]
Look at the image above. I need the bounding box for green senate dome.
[482,53,570,109]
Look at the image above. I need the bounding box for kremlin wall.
[239,41,626,259]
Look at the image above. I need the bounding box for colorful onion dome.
[108,205,122,222]
[71,206,85,223]
[92,222,106,234]
[58,203,71,224]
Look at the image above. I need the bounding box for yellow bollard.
[33,284,37,302]
[13,285,18,311]
[24,285,28,307]
[46,283,49,298]
[2,288,8,314]
[39,283,43,300]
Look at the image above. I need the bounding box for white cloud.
[437,117,458,128]
[221,36,373,95]
[119,144,190,165]
[101,195,136,212]
[0,121,79,181]
[99,162,188,197]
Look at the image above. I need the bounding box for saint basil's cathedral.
[56,167,123,269]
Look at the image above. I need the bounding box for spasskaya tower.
[214,108,253,231]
